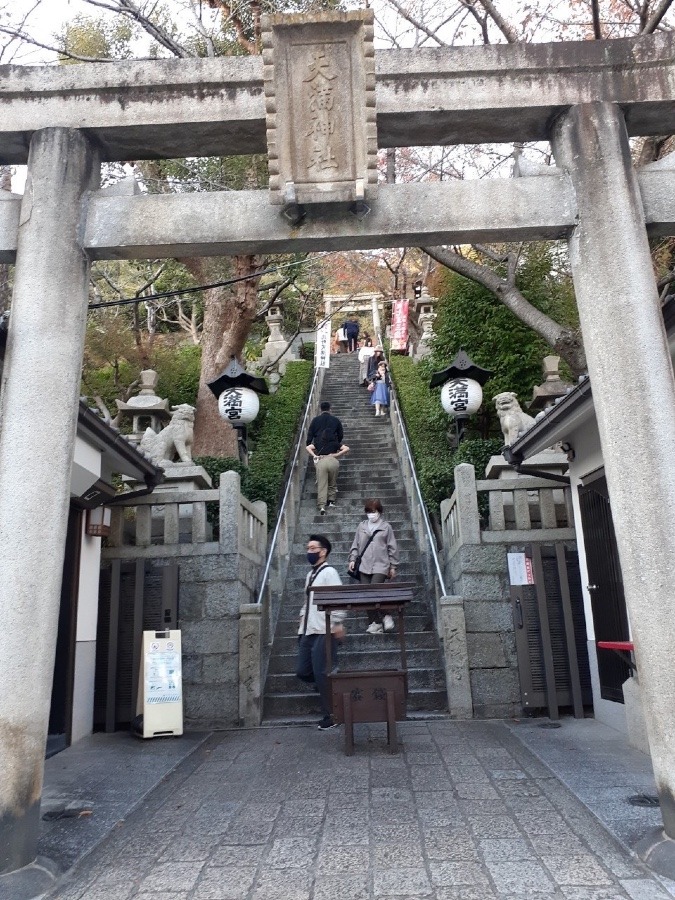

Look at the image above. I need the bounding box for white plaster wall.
[77,526,103,642]
[71,434,101,497]
[567,419,628,734]
[70,437,104,744]
[71,641,97,743]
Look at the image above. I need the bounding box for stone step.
[267,646,444,674]
[273,613,434,633]
[289,536,420,549]
[263,688,448,718]
[261,709,454,727]
[266,666,448,693]
[269,631,442,655]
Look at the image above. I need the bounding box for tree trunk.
[182,255,262,458]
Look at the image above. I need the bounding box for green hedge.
[389,356,502,515]
[246,360,313,525]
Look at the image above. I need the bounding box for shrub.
[192,456,247,536]
[389,355,503,515]
[246,360,313,525]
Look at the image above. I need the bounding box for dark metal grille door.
[578,479,630,702]
[94,561,179,731]
[511,544,592,719]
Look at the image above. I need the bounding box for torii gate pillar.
[553,102,675,859]
[0,128,99,889]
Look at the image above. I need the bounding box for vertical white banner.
[315,318,331,369]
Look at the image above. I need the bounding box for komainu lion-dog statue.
[139,404,195,467]
[494,392,536,446]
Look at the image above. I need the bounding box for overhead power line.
[87,254,330,310]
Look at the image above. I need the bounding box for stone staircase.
[262,353,448,723]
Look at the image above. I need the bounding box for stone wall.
[103,472,267,731]
[445,543,520,718]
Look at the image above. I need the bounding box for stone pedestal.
[485,450,569,480]
[153,464,212,493]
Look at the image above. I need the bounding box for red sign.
[391,299,409,351]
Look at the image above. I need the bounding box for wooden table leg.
[386,690,398,754]
[343,692,354,756]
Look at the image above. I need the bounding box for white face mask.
[366,512,380,522]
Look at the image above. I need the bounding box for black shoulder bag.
[347,530,381,581]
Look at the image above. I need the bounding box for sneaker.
[317,716,338,731]
[327,500,336,508]
[366,622,384,635]
[319,507,326,515]
[383,614,395,633]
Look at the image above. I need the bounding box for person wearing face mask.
[297,534,346,730]
[348,499,399,634]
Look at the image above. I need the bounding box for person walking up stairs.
[263,353,448,723]
[305,401,349,515]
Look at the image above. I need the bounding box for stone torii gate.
[3,11,675,887]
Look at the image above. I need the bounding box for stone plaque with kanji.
[262,11,377,206]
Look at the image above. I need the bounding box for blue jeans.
[296,634,338,718]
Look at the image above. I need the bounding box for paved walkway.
[43,720,675,900]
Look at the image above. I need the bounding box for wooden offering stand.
[312,582,414,755]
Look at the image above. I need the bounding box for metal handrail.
[390,387,448,596]
[374,328,447,597]
[255,364,322,605]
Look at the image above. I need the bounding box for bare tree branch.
[0,24,119,62]
[382,0,448,46]
[469,0,519,42]
[254,277,295,320]
[83,0,191,57]
[644,0,675,32]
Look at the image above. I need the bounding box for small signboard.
[315,318,331,369]
[507,552,535,586]
[138,630,183,738]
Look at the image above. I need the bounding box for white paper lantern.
[218,387,260,424]
[440,377,483,417]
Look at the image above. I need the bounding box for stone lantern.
[414,286,437,360]
[115,369,170,444]
[529,356,572,412]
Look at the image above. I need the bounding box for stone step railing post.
[438,595,473,718]
[239,604,263,727]
[454,463,481,545]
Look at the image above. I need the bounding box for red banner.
[390,299,409,352]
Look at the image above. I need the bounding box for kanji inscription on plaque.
[262,11,377,206]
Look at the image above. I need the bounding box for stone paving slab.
[504,718,663,850]
[41,721,675,900]
[38,731,208,871]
